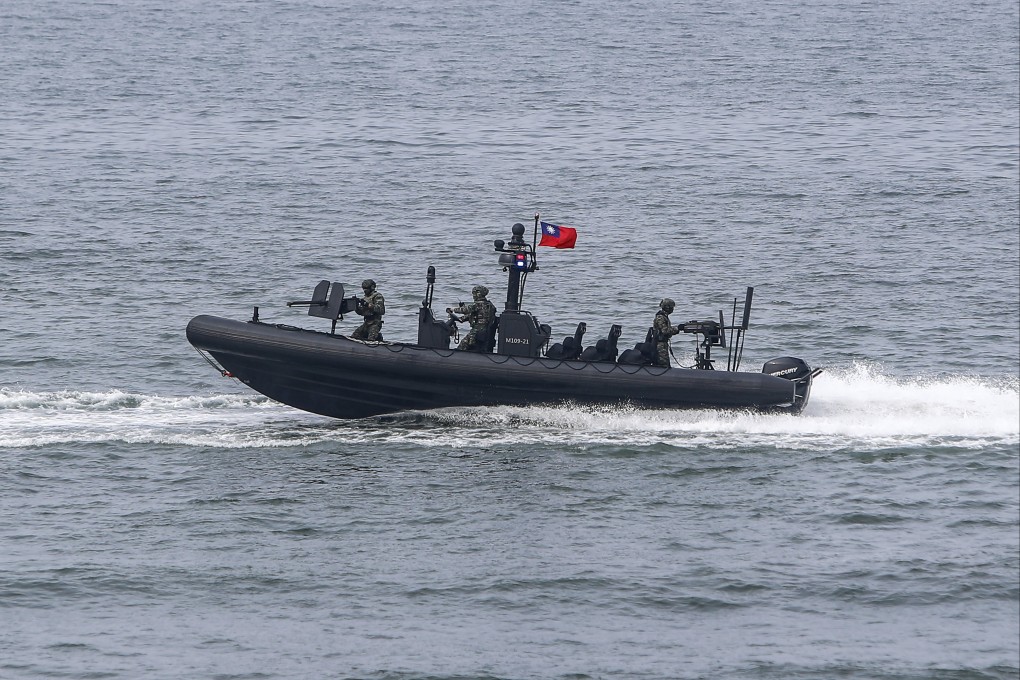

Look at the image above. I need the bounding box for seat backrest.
[617,347,648,365]
[481,314,499,353]
[579,338,609,362]
[618,327,656,365]
[546,322,586,360]
[417,306,454,348]
[573,322,587,344]
[606,325,622,360]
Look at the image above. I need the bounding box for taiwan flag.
[538,222,578,249]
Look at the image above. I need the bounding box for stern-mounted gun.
[679,286,754,371]
[680,317,726,370]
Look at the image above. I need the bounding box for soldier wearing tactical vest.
[352,279,385,341]
[447,285,497,352]
[652,297,680,367]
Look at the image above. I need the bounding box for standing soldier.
[653,298,680,367]
[447,285,497,352]
[352,279,385,341]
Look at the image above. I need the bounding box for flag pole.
[532,212,539,269]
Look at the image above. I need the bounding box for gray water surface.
[1,1,1018,678]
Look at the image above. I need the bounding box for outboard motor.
[762,357,813,381]
[763,356,821,413]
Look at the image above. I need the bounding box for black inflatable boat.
[187,221,821,419]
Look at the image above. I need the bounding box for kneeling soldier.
[447,285,497,351]
[352,279,385,341]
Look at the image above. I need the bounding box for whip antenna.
[734,287,753,371]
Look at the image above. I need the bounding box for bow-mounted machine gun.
[284,280,361,335]
[680,286,757,371]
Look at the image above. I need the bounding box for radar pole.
[494,221,537,312]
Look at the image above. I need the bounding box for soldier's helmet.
[472,285,489,300]
[361,279,376,293]
[660,298,675,313]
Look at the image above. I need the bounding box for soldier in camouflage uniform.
[352,279,385,341]
[652,297,680,367]
[447,285,497,352]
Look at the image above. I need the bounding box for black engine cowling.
[762,356,812,381]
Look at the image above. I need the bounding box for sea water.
[1,1,1018,678]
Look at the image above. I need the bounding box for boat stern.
[762,356,823,413]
